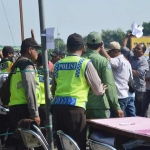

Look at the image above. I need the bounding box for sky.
[0,0,150,46]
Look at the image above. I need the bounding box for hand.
[126,31,133,38]
[116,110,124,117]
[32,116,40,126]
[100,41,104,50]
[102,83,108,91]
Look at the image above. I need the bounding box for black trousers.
[142,90,150,117]
[9,104,30,133]
[135,92,146,116]
[7,104,30,149]
[53,105,87,150]
[8,104,44,150]
[0,113,9,145]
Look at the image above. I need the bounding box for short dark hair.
[86,43,101,50]
[2,46,14,57]
[67,44,84,53]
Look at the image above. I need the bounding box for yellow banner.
[131,36,150,60]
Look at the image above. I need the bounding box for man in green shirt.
[82,32,123,119]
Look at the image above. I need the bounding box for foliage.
[142,22,150,36]
[47,38,67,60]
[54,38,66,51]
[101,29,125,47]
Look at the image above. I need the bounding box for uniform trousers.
[53,105,87,150]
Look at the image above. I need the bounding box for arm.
[100,48,111,61]
[51,74,56,97]
[85,62,106,95]
[101,61,124,117]
[132,70,140,77]
[134,59,149,78]
[121,32,134,59]
[101,48,119,68]
[122,37,129,47]
[22,65,40,125]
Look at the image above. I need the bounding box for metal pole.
[19,0,24,41]
[38,1,54,149]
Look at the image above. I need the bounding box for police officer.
[0,46,14,73]
[36,53,52,137]
[0,46,14,146]
[8,38,41,147]
[51,33,107,150]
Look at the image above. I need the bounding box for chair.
[32,124,50,148]
[18,127,51,150]
[90,132,115,147]
[88,139,116,150]
[57,130,80,150]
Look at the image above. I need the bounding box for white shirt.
[110,54,130,99]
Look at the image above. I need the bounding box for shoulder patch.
[107,63,111,70]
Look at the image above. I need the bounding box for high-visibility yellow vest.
[0,60,13,73]
[52,56,90,109]
[9,67,41,106]
[37,73,52,105]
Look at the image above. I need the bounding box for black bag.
[0,57,26,105]
[128,69,136,93]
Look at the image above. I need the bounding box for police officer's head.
[106,41,121,58]
[86,32,103,51]
[20,38,41,61]
[67,33,85,55]
[2,46,14,58]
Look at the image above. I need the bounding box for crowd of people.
[0,31,150,150]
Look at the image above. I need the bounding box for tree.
[54,38,66,51]
[47,38,67,60]
[101,29,125,47]
[142,22,150,36]
[83,29,125,48]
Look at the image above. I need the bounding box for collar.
[114,54,123,58]
[67,53,80,57]
[134,55,143,60]
[86,50,99,54]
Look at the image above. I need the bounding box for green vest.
[37,73,52,105]
[0,60,13,73]
[52,56,90,109]
[9,67,41,106]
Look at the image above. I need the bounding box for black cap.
[59,51,66,56]
[50,50,60,57]
[21,38,41,50]
[67,33,84,47]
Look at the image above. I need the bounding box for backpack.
[0,57,30,105]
